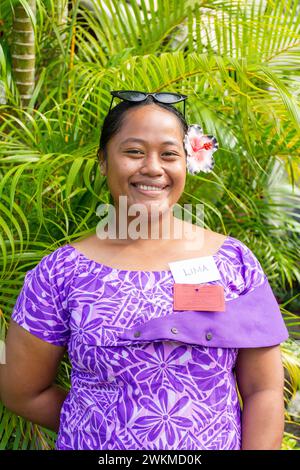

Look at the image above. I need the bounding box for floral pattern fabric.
[11,235,269,450]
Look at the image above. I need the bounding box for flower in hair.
[183,124,218,175]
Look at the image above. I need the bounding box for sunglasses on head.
[108,90,188,118]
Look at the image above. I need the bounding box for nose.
[139,153,164,176]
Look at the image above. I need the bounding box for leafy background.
[0,0,299,449]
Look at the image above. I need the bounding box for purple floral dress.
[10,235,279,450]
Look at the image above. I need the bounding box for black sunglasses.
[108,90,188,118]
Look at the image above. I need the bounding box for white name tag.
[168,256,221,284]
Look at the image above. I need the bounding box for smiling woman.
[97,96,188,234]
[1,91,289,451]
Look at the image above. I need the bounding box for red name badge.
[173,283,225,312]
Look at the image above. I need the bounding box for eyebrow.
[120,137,181,148]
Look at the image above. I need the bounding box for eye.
[124,150,178,158]
[124,149,144,155]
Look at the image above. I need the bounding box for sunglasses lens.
[155,93,183,103]
[118,91,146,101]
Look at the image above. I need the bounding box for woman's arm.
[235,345,285,450]
[0,320,68,433]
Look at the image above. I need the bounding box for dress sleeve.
[10,248,75,347]
[234,239,289,346]
[236,239,268,293]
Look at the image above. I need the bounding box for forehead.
[115,105,184,144]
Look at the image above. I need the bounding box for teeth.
[135,184,165,191]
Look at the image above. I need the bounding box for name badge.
[168,256,221,284]
[173,283,225,312]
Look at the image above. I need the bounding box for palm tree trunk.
[11,0,36,108]
[56,0,68,43]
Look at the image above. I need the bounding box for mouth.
[130,183,170,195]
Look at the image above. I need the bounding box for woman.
[0,91,289,450]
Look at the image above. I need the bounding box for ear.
[97,148,107,176]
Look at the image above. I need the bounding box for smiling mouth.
[130,183,170,193]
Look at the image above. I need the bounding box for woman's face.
[99,104,187,216]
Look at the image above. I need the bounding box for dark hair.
[98,96,188,161]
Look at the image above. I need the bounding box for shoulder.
[200,228,259,266]
[68,234,99,253]
[216,234,267,296]
[222,235,265,267]
[202,228,228,247]
[34,243,78,271]
[11,245,77,346]
[24,244,80,295]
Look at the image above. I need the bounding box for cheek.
[117,160,138,181]
[107,161,131,184]
[170,161,186,184]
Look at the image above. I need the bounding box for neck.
[96,205,198,247]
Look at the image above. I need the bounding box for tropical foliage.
[0,0,299,449]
